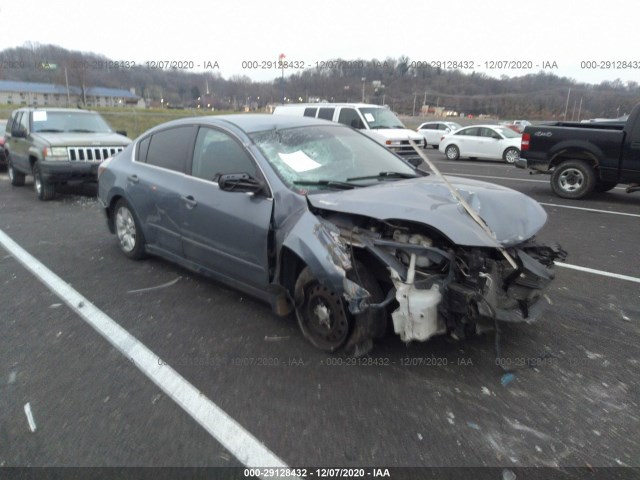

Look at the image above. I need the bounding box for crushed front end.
[321,213,566,345]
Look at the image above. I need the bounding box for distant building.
[0,80,144,108]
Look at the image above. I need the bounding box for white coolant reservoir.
[391,254,443,342]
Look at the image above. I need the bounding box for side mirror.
[12,128,27,138]
[218,173,265,194]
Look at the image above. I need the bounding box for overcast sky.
[0,0,637,85]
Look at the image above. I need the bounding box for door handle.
[127,174,139,184]
[181,195,198,208]
[631,142,640,150]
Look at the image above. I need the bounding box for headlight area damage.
[274,201,566,356]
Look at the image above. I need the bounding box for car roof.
[458,124,503,129]
[276,103,384,109]
[14,107,101,114]
[142,114,340,136]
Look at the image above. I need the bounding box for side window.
[303,107,317,118]
[459,127,479,137]
[146,126,196,173]
[191,127,257,181]
[338,108,365,129]
[137,136,151,162]
[317,108,335,120]
[12,112,28,135]
[6,112,15,134]
[438,124,448,130]
[481,128,500,139]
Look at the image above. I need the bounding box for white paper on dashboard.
[364,113,375,123]
[33,111,48,121]
[279,151,321,172]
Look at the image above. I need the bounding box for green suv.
[4,107,131,200]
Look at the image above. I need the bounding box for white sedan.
[416,121,462,148]
[438,125,522,163]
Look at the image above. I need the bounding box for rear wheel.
[114,199,147,259]
[503,147,520,164]
[445,144,460,160]
[8,160,25,186]
[550,160,596,199]
[33,164,55,200]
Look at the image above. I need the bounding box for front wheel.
[8,160,26,186]
[503,147,520,164]
[550,160,596,199]
[445,144,460,160]
[33,164,56,200]
[114,199,147,259]
[294,263,384,354]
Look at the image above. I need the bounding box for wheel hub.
[302,284,349,349]
[116,208,137,252]
[559,168,583,192]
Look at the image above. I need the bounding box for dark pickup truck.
[515,104,640,199]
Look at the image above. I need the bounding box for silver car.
[98,115,564,355]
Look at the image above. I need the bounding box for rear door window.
[145,126,197,173]
[318,108,335,120]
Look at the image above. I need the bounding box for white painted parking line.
[440,172,548,184]
[24,402,37,432]
[440,172,627,191]
[0,228,295,474]
[540,203,640,218]
[555,262,640,284]
[433,161,512,168]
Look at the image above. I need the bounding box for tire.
[294,262,384,353]
[503,147,520,164]
[444,144,460,160]
[113,198,147,259]
[593,181,617,193]
[8,160,26,186]
[33,164,55,200]
[550,160,596,199]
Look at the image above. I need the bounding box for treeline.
[1,43,639,119]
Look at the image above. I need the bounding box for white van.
[273,103,425,166]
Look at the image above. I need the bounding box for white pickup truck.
[273,103,425,166]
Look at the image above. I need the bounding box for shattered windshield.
[250,125,418,192]
[358,108,405,129]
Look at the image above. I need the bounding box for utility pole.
[64,67,70,107]
[563,88,571,121]
[577,97,583,121]
[361,77,366,102]
[413,93,417,116]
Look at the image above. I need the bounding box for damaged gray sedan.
[97,115,565,355]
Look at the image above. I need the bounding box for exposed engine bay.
[314,210,566,350]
